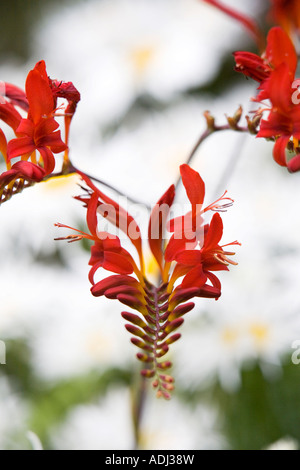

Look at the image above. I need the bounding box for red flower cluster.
[234,26,300,172]
[0,60,80,203]
[56,165,239,398]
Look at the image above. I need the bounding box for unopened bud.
[204,110,215,131]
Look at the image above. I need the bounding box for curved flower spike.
[57,166,239,398]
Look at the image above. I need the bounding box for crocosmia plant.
[2,0,300,451]
[56,165,239,398]
[0,60,240,400]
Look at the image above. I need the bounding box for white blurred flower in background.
[139,394,225,450]
[51,389,134,450]
[0,377,27,450]
[33,0,247,129]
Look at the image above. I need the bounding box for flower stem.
[175,119,251,193]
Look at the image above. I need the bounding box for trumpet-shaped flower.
[0,60,80,203]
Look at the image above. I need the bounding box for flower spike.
[56,166,239,398]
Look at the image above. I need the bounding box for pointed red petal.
[3,82,29,111]
[103,251,134,274]
[203,212,223,251]
[175,250,202,265]
[0,129,7,161]
[26,67,54,124]
[35,117,58,139]
[164,234,197,262]
[148,184,175,273]
[181,265,207,289]
[79,172,143,261]
[37,146,56,174]
[205,271,221,291]
[7,136,34,160]
[266,27,297,75]
[273,136,289,167]
[0,102,22,132]
[267,63,293,112]
[16,118,34,136]
[38,131,67,153]
[180,164,205,207]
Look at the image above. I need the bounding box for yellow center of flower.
[249,322,269,345]
[221,327,239,345]
[130,46,155,74]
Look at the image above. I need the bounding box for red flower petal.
[16,118,34,136]
[181,265,207,289]
[266,27,297,75]
[38,146,56,174]
[38,130,67,153]
[7,136,34,160]
[272,136,289,167]
[175,250,202,265]
[79,172,143,263]
[165,233,197,262]
[26,67,54,124]
[148,184,175,273]
[103,251,134,274]
[3,82,29,111]
[0,129,7,161]
[203,212,223,251]
[180,164,205,208]
[0,102,22,132]
[34,117,59,140]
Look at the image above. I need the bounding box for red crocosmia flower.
[56,166,239,398]
[49,78,81,156]
[269,0,300,34]
[174,213,240,292]
[165,164,233,262]
[75,171,145,273]
[256,63,300,171]
[234,27,297,102]
[6,61,67,175]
